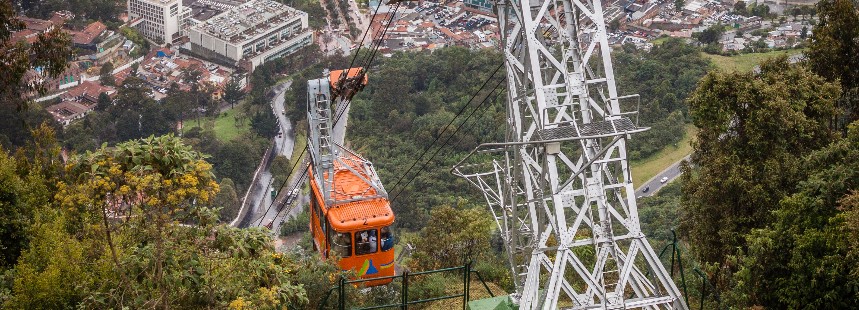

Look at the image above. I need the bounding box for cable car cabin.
[307,148,395,286]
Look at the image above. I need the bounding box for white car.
[660,177,669,183]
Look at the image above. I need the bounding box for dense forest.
[676,1,859,307]
[295,40,709,230]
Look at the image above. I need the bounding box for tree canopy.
[681,57,839,265]
[808,0,859,123]
[1,133,342,309]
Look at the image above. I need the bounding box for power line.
[360,3,401,71]
[389,78,506,204]
[385,62,504,197]
[344,0,385,71]
[251,4,404,228]
[250,145,308,227]
[255,169,309,227]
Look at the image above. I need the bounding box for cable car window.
[313,197,326,234]
[355,229,378,255]
[380,226,393,251]
[331,231,351,258]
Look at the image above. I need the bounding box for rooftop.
[18,16,54,32]
[46,100,90,121]
[194,0,304,44]
[62,81,115,102]
[10,29,38,44]
[184,0,242,22]
[71,21,107,45]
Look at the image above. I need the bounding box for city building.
[46,81,116,126]
[188,0,313,71]
[463,0,493,14]
[127,0,183,44]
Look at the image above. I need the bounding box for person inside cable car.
[380,226,393,251]
[368,230,377,253]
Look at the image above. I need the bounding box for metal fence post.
[339,276,345,310]
[401,271,409,310]
[463,262,472,310]
[700,274,706,310]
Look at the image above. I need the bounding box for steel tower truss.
[452,0,688,308]
[307,73,387,207]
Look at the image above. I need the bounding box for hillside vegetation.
[321,41,709,230]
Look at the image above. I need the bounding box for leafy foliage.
[214,178,240,221]
[808,0,859,123]
[280,210,310,236]
[725,123,859,308]
[223,78,245,109]
[680,57,839,265]
[0,134,338,309]
[410,205,494,271]
[15,0,125,23]
[696,24,726,45]
[0,1,71,149]
[613,39,709,160]
[1,2,71,108]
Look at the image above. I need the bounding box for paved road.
[241,81,296,228]
[634,155,690,198]
[272,81,295,157]
[249,82,352,233]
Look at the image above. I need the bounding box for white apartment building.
[127,0,182,44]
[188,0,313,70]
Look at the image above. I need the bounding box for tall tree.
[0,0,70,148]
[734,1,747,15]
[58,135,221,308]
[680,57,839,266]
[1,0,71,109]
[214,178,240,222]
[697,23,726,45]
[807,0,859,123]
[222,78,245,109]
[727,122,859,308]
[410,205,493,271]
[99,61,114,86]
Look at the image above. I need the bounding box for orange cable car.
[306,68,395,286]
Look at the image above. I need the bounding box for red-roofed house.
[46,80,116,125]
[10,29,39,44]
[70,21,107,49]
[49,11,73,27]
[45,100,91,126]
[10,16,56,45]
[61,80,116,105]
[18,16,55,32]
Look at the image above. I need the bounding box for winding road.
[244,81,352,237]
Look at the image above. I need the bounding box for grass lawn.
[703,49,805,72]
[630,124,697,187]
[651,36,672,45]
[183,108,249,142]
[291,131,307,162]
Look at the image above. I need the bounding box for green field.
[183,108,249,142]
[289,131,307,173]
[703,49,805,72]
[630,124,697,187]
[651,36,672,45]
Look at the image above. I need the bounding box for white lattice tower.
[452,0,689,308]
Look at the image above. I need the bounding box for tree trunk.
[101,203,131,306]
